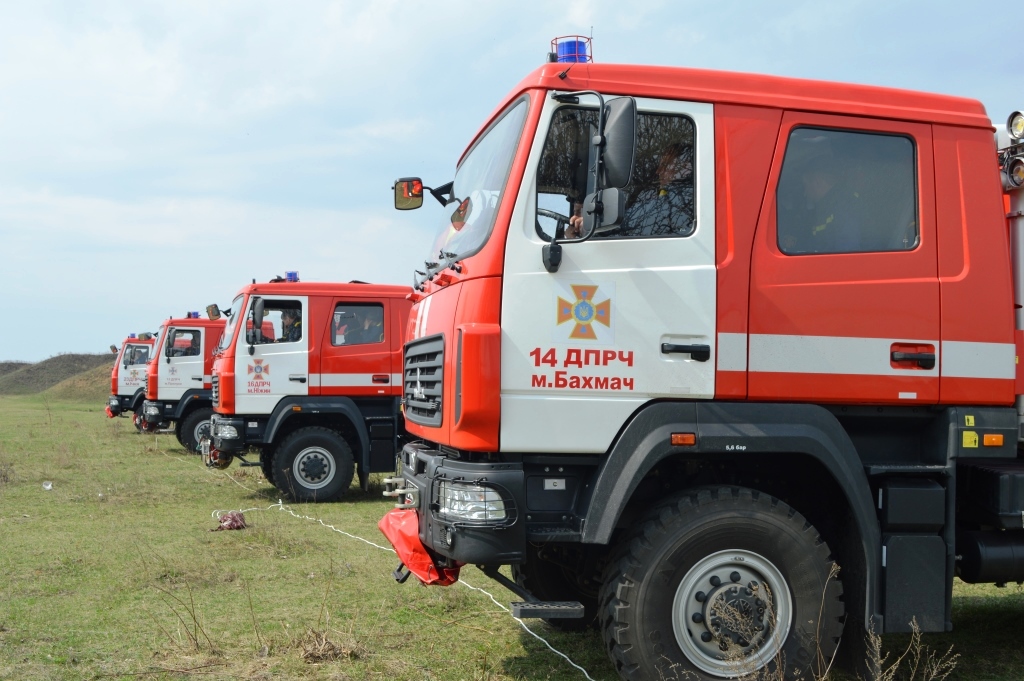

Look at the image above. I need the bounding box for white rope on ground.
[208,499,596,680]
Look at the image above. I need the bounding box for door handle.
[372,374,390,384]
[661,343,711,362]
[891,351,935,370]
[192,376,203,382]
[289,374,307,383]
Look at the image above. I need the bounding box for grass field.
[1,394,1024,680]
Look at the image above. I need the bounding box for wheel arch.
[582,401,881,632]
[265,397,370,472]
[172,390,213,420]
[129,388,148,411]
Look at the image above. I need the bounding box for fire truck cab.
[105,333,155,429]
[381,52,1024,680]
[206,276,412,503]
[141,313,226,451]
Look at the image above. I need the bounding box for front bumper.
[210,414,252,452]
[382,442,527,566]
[142,400,175,424]
[106,394,133,417]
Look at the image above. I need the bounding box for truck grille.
[404,334,444,427]
[211,374,220,407]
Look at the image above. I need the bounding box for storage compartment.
[958,459,1024,529]
[883,534,946,633]
[880,478,945,532]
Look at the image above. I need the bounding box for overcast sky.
[0,1,1018,361]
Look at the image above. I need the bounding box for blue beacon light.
[286,271,299,282]
[129,333,137,338]
[554,36,591,63]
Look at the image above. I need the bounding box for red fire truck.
[105,332,156,429]
[141,312,227,451]
[205,275,412,502]
[379,46,1024,680]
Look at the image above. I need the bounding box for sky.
[0,0,1019,361]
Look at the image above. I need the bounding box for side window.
[258,300,303,344]
[332,304,385,347]
[536,107,695,240]
[777,127,918,255]
[170,330,201,357]
[129,346,149,364]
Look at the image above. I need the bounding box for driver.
[279,308,302,343]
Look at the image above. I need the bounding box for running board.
[510,601,584,619]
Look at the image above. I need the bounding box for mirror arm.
[423,181,454,207]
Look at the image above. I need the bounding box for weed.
[152,580,216,653]
[0,461,12,485]
[863,618,959,681]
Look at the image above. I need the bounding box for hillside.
[43,363,113,402]
[0,353,114,395]
[0,361,31,377]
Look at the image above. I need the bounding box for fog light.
[1008,158,1024,188]
[437,481,507,522]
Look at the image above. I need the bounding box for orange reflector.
[983,434,1004,447]
[292,406,302,412]
[671,433,696,446]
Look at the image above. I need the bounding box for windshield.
[422,98,528,278]
[217,295,245,352]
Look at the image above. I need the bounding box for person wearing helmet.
[279,308,302,343]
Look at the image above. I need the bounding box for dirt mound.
[44,364,113,402]
[0,354,115,395]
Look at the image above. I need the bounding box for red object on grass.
[211,511,247,531]
[378,509,460,586]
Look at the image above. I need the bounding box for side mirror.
[248,298,264,355]
[601,97,637,189]
[164,327,176,363]
[581,187,627,235]
[394,178,424,210]
[206,304,221,320]
[110,345,118,354]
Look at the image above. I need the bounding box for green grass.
[0,393,1021,680]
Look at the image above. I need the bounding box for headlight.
[214,423,239,439]
[144,405,160,416]
[108,397,119,407]
[1007,157,1024,189]
[437,481,507,522]
[1009,111,1024,140]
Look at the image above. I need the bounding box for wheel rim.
[292,446,336,490]
[192,419,211,449]
[671,549,793,677]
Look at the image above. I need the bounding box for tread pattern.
[599,486,845,680]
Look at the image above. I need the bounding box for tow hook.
[383,477,418,509]
[202,437,233,470]
[392,563,413,583]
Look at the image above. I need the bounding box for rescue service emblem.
[557,285,611,341]
[247,359,271,394]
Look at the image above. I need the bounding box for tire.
[132,404,145,433]
[273,427,354,502]
[512,543,600,632]
[260,447,277,487]
[600,486,844,681]
[178,408,214,454]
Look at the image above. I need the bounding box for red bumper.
[378,509,461,586]
[104,405,115,418]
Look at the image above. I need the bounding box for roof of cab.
[462,62,991,163]
[237,281,412,298]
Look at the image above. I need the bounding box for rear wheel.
[273,427,354,502]
[178,408,214,453]
[600,486,844,680]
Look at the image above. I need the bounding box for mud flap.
[378,508,460,586]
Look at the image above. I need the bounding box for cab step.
[510,601,584,619]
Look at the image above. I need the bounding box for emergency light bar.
[549,35,592,64]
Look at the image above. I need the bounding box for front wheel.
[600,486,844,681]
[132,405,145,433]
[177,408,214,453]
[273,427,354,502]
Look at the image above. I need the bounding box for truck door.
[160,328,204,400]
[748,113,939,404]
[318,300,398,397]
[500,95,717,453]
[119,344,149,394]
[234,295,310,413]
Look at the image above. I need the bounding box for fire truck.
[105,332,155,430]
[141,312,226,451]
[379,42,1024,681]
[204,275,412,502]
